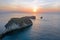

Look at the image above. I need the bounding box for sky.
[0,0,60,12]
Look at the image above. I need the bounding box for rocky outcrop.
[40,16,43,19]
[0,17,33,39]
[25,16,36,19]
[5,17,33,31]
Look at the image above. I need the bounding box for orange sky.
[0,0,60,13]
[0,6,60,13]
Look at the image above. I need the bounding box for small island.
[0,16,33,39]
[5,17,33,31]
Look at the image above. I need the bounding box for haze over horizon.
[0,0,60,12]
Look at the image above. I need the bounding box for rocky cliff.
[5,17,33,31]
[0,16,33,39]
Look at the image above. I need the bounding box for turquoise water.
[0,12,60,40]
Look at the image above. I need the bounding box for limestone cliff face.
[5,17,33,31]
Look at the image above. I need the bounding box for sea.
[0,11,60,40]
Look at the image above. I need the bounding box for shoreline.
[0,24,32,39]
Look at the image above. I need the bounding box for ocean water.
[0,12,60,40]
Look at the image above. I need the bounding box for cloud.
[0,0,60,8]
[37,0,60,8]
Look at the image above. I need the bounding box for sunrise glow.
[33,9,37,12]
[33,6,38,12]
[0,0,59,12]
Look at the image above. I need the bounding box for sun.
[33,7,38,12]
[33,9,37,12]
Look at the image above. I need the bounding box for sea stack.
[40,16,43,19]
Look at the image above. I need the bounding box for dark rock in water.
[0,17,33,39]
[5,17,33,31]
[40,16,43,19]
[25,16,36,19]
